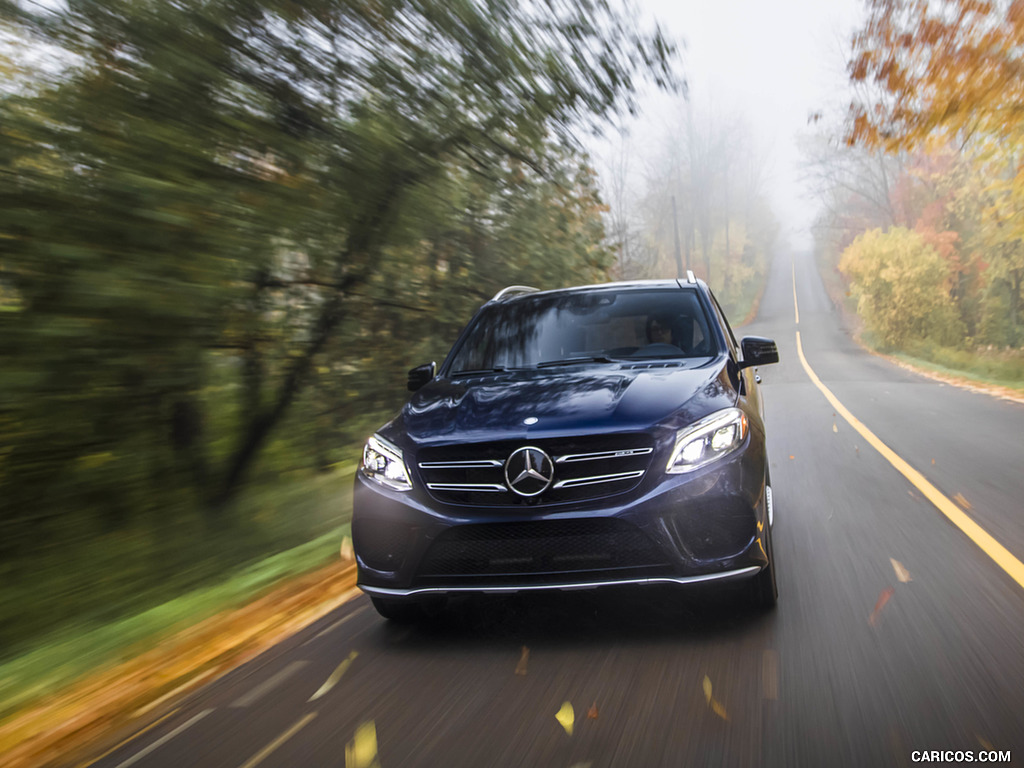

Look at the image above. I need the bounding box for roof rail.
[491,285,540,301]
[686,270,697,284]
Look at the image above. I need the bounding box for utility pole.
[671,194,684,279]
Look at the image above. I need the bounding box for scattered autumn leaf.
[789,455,795,460]
[514,646,529,676]
[953,492,971,510]
[701,675,729,721]
[345,720,379,768]
[587,702,599,720]
[556,701,574,736]
[890,558,912,583]
[868,586,895,626]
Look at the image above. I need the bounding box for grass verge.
[0,468,358,768]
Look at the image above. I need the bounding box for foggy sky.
[605,0,867,252]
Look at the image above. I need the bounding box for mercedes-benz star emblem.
[504,446,554,497]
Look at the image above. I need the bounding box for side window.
[708,291,740,361]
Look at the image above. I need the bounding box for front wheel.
[370,597,423,623]
[370,596,447,622]
[748,522,778,610]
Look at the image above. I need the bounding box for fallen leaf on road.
[345,720,380,768]
[701,675,729,721]
[931,458,935,465]
[890,558,912,583]
[953,493,971,510]
[310,650,358,701]
[514,646,529,676]
[556,701,574,736]
[868,587,895,627]
[587,702,599,720]
[789,455,795,460]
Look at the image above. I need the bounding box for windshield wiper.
[450,366,509,377]
[536,356,616,368]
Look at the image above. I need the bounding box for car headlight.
[666,407,748,474]
[361,434,413,491]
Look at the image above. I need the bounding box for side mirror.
[738,337,778,369]
[407,361,436,392]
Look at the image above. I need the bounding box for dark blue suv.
[353,277,779,620]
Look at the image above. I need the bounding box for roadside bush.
[839,227,965,349]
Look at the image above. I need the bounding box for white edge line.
[133,668,218,717]
[230,661,308,709]
[307,605,368,643]
[112,709,213,768]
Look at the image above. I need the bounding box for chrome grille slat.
[555,447,653,463]
[419,460,503,468]
[426,483,507,492]
[552,470,645,489]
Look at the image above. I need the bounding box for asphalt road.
[74,251,1024,768]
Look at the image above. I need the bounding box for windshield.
[446,289,717,374]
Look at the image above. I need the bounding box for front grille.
[415,518,668,583]
[417,434,655,507]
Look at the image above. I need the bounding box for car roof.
[490,278,706,304]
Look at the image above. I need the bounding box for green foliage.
[895,343,1024,389]
[0,0,678,656]
[839,227,965,349]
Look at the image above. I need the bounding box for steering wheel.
[633,342,685,358]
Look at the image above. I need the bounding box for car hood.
[396,360,737,446]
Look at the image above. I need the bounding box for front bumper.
[360,568,763,598]
[352,441,769,597]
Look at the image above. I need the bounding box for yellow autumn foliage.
[839,227,965,348]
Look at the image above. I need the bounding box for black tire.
[748,521,778,609]
[370,595,448,622]
[370,597,424,623]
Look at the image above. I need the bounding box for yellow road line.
[795,330,1024,591]
[75,708,180,768]
[238,712,317,768]
[792,258,799,325]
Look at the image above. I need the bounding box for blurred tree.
[625,100,777,315]
[847,0,1024,339]
[848,0,1024,153]
[0,0,679,648]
